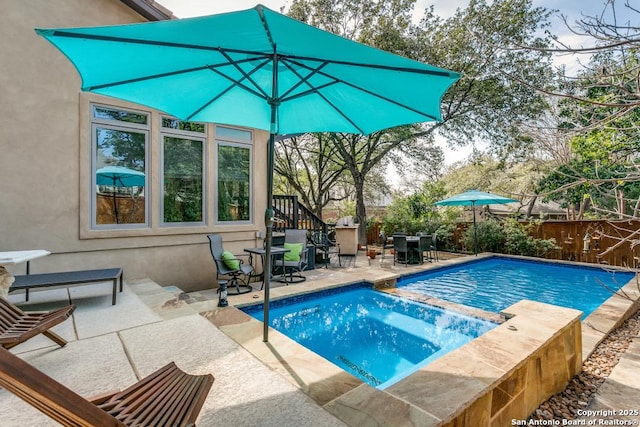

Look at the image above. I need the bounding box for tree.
[280,0,555,243]
[274,133,347,218]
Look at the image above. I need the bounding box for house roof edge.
[120,0,175,21]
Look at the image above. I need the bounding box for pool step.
[367,310,472,348]
[337,355,382,386]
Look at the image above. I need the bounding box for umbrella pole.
[112,177,119,224]
[262,51,279,343]
[263,132,275,342]
[472,201,477,255]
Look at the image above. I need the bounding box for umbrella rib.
[217,50,270,100]
[45,30,272,57]
[312,91,366,134]
[184,65,270,122]
[282,59,441,121]
[286,54,454,77]
[278,60,331,100]
[85,64,212,91]
[85,55,266,91]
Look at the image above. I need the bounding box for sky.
[156,0,610,169]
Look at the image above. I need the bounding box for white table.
[0,250,50,298]
[0,250,51,270]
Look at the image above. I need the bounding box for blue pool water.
[397,257,635,319]
[242,284,496,389]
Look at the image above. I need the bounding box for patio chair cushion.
[283,243,302,262]
[221,251,240,269]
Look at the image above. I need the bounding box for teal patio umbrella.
[36,4,460,341]
[435,190,517,255]
[96,166,145,224]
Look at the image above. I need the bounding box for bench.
[10,268,123,305]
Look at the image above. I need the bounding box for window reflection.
[163,136,204,224]
[92,106,148,227]
[217,144,251,222]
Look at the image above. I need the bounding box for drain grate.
[337,355,382,386]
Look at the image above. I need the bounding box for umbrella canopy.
[36,4,460,342]
[35,5,459,135]
[96,166,145,187]
[435,190,517,255]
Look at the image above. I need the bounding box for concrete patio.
[1,251,638,426]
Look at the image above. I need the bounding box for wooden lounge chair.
[0,297,75,350]
[0,346,214,426]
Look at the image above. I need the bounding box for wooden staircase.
[272,195,332,234]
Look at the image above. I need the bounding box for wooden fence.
[531,220,640,267]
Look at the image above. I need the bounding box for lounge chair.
[277,229,308,284]
[0,298,75,350]
[0,346,213,426]
[207,233,253,295]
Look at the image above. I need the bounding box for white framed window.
[215,126,253,223]
[91,105,149,229]
[160,117,206,226]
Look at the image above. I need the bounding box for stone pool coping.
[205,253,639,426]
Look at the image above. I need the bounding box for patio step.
[127,280,221,320]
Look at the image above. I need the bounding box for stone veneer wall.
[324,300,583,426]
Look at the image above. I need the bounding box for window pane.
[93,106,148,125]
[163,136,204,223]
[95,127,146,225]
[162,117,205,134]
[216,126,252,142]
[218,144,250,222]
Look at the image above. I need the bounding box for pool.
[242,284,496,389]
[397,256,635,319]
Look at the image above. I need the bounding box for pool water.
[397,257,635,319]
[242,285,496,389]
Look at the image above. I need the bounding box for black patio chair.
[379,231,395,264]
[310,230,341,268]
[207,233,253,295]
[277,229,308,284]
[393,235,410,267]
[418,234,432,264]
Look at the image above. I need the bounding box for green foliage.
[433,222,457,252]
[463,218,557,256]
[540,46,640,219]
[381,183,447,234]
[463,219,505,253]
[412,0,554,154]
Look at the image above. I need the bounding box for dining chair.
[393,235,409,267]
[379,232,394,264]
[277,229,308,284]
[431,233,439,262]
[310,230,341,268]
[418,235,432,264]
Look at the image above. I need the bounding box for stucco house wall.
[0,0,269,291]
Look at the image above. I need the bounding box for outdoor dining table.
[392,236,432,264]
[243,246,290,290]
